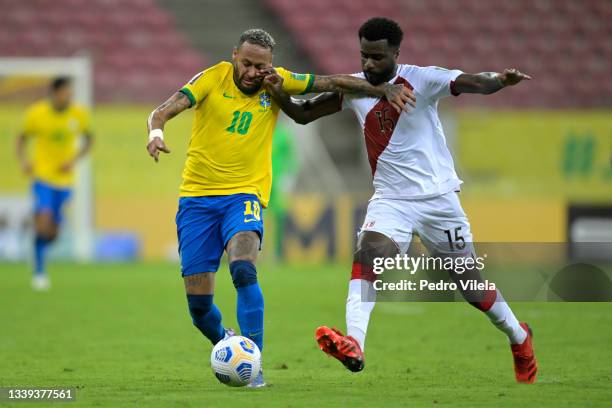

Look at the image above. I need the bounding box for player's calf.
[229,260,264,352]
[186,293,226,345]
[347,231,399,350]
[184,272,226,345]
[227,231,264,352]
[32,212,59,279]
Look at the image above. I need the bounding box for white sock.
[346,279,376,351]
[485,290,527,345]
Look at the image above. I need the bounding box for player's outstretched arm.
[310,75,415,113]
[146,92,191,162]
[264,72,342,125]
[453,68,532,95]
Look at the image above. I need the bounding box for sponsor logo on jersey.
[223,92,235,99]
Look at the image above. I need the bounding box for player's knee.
[229,260,257,288]
[354,231,399,265]
[351,231,399,281]
[226,231,259,264]
[38,227,58,241]
[35,213,57,240]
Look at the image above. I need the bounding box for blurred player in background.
[263,17,537,383]
[145,28,413,387]
[15,77,93,291]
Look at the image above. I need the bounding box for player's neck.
[381,65,398,83]
[50,100,70,112]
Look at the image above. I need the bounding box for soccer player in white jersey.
[262,17,536,383]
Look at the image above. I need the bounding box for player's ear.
[232,47,238,61]
[394,48,400,59]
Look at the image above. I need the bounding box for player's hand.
[381,83,416,113]
[147,137,171,162]
[499,68,532,86]
[59,160,75,173]
[20,161,33,176]
[262,69,284,95]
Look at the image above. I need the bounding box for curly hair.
[238,28,276,51]
[51,76,71,92]
[358,17,403,48]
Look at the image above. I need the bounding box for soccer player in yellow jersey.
[16,77,93,291]
[145,29,413,387]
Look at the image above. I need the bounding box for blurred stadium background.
[0,0,611,264]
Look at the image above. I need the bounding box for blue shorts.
[176,194,264,276]
[32,180,72,223]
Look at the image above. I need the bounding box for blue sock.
[230,260,264,351]
[187,294,225,345]
[34,236,49,276]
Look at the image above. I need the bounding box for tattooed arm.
[146,91,192,162]
[258,68,415,113]
[310,75,415,113]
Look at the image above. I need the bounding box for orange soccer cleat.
[511,322,538,384]
[315,326,365,372]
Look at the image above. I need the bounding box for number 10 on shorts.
[243,200,261,223]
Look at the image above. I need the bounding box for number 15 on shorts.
[243,200,261,223]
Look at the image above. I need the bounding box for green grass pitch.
[1,262,611,407]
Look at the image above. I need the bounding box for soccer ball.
[210,335,261,387]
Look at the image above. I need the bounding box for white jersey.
[342,64,464,200]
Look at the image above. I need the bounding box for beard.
[364,66,396,86]
[233,64,262,94]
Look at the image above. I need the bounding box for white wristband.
[148,129,164,142]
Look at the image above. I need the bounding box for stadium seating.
[265,0,612,107]
[0,0,207,102]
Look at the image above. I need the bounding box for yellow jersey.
[178,61,314,207]
[22,100,90,188]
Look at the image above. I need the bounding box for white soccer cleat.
[31,274,51,291]
[247,369,266,388]
[223,328,236,340]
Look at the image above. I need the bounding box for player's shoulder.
[69,103,89,114]
[192,61,232,82]
[400,64,461,77]
[397,64,441,76]
[68,103,90,123]
[26,99,49,114]
[207,61,232,75]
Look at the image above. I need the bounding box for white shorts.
[359,192,474,255]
